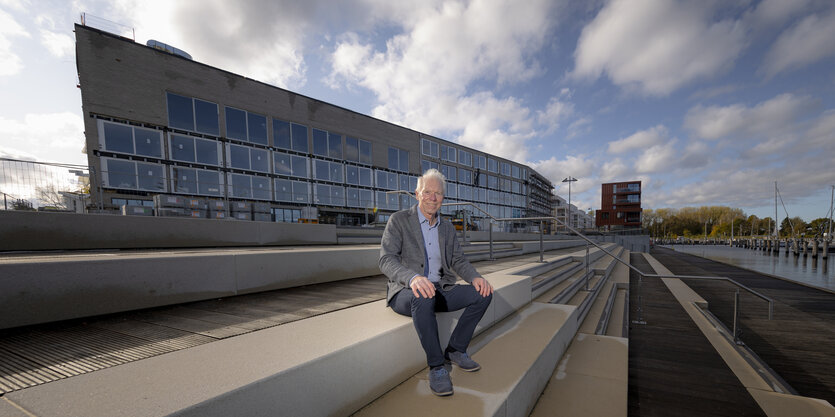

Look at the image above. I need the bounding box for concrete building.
[595,181,642,230]
[75,24,553,227]
[552,194,593,233]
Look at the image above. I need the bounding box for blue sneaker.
[429,366,453,396]
[446,350,481,372]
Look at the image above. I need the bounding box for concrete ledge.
[355,302,579,417]
[0,246,380,329]
[4,270,531,417]
[0,210,337,251]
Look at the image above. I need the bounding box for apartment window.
[458,150,472,167]
[347,165,373,187]
[313,159,344,183]
[421,160,439,173]
[458,184,472,200]
[315,184,345,206]
[102,158,167,192]
[458,168,472,185]
[501,162,511,176]
[441,165,456,182]
[312,129,328,157]
[446,182,457,198]
[169,134,222,166]
[228,173,270,200]
[476,170,487,187]
[345,136,359,162]
[421,138,439,158]
[475,155,487,170]
[440,145,456,162]
[273,152,308,178]
[274,208,301,223]
[225,106,267,145]
[512,181,521,194]
[328,132,343,159]
[99,120,164,158]
[275,179,309,203]
[388,147,409,172]
[166,92,219,136]
[171,167,223,196]
[488,175,498,189]
[273,119,309,152]
[488,158,498,173]
[227,144,270,173]
[512,165,521,179]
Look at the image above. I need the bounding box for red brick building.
[596,181,642,229]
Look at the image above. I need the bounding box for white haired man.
[379,168,493,396]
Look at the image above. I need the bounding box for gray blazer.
[379,205,480,305]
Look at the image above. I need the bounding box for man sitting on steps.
[379,168,493,396]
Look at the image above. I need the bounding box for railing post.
[584,241,590,290]
[463,210,468,244]
[733,289,743,345]
[539,220,544,262]
[489,220,494,260]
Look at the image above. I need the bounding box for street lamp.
[562,176,577,230]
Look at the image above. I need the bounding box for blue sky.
[1,0,834,222]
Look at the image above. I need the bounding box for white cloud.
[530,154,597,194]
[537,96,574,134]
[635,140,677,174]
[0,112,86,164]
[607,125,667,154]
[0,7,30,76]
[600,157,629,182]
[328,0,557,162]
[39,29,74,58]
[761,9,835,78]
[684,93,818,140]
[572,0,746,96]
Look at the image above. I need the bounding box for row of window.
[164,94,375,162]
[102,157,528,209]
[421,138,526,179]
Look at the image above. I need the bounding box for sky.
[1,0,834,222]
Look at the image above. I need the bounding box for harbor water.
[662,244,835,292]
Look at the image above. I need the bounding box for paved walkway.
[650,246,835,406]
[628,253,766,416]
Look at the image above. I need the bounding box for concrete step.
[531,261,584,298]
[354,301,579,417]
[529,333,628,417]
[1,268,534,417]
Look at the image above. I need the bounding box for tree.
[36,184,67,209]
[779,217,806,237]
[807,218,831,237]
[11,199,34,211]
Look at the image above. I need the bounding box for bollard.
[802,239,808,257]
[824,240,829,259]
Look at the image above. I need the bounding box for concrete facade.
[75,24,553,227]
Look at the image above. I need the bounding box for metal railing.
[387,190,774,334]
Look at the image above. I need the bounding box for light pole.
[562,176,577,231]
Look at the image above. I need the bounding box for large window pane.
[292,181,309,203]
[229,145,250,169]
[198,170,222,195]
[359,140,372,164]
[230,174,251,198]
[170,134,195,162]
[314,159,329,181]
[251,148,270,173]
[399,174,409,191]
[359,189,373,208]
[347,187,360,207]
[488,158,498,173]
[291,123,308,153]
[331,186,345,206]
[106,159,136,189]
[328,133,343,159]
[195,138,220,165]
[252,176,271,200]
[225,107,247,141]
[346,165,358,185]
[313,129,328,157]
[248,113,268,145]
[459,150,472,167]
[103,122,134,154]
[376,191,388,209]
[274,152,292,175]
[345,137,359,162]
[388,172,398,190]
[330,162,343,183]
[316,184,331,205]
[275,178,293,201]
[167,92,194,131]
[388,147,398,170]
[172,167,197,193]
[194,99,219,136]
[134,128,163,158]
[358,167,372,186]
[137,162,165,192]
[291,155,308,178]
[376,170,388,189]
[274,120,291,149]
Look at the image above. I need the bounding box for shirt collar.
[418,209,439,228]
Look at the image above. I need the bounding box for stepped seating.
[3,240,632,417]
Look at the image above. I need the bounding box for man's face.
[417,178,444,218]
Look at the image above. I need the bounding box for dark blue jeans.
[390,282,492,367]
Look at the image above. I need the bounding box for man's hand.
[410,275,436,298]
[472,277,493,297]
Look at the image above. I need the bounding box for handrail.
[385,190,773,326]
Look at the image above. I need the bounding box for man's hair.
[416,168,447,194]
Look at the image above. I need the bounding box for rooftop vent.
[146,40,193,60]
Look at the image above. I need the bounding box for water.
[662,244,835,292]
